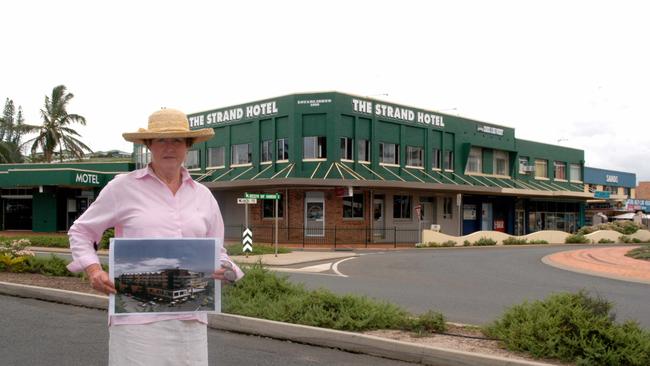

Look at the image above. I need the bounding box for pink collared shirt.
[67,165,243,326]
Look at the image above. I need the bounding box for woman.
[67,108,243,365]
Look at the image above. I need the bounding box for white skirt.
[109,320,208,366]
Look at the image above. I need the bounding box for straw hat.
[122,108,214,144]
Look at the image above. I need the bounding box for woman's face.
[148,138,188,171]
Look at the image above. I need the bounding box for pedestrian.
[67,108,244,366]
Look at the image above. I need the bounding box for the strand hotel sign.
[189,101,280,128]
[351,98,445,128]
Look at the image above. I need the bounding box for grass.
[225,244,292,256]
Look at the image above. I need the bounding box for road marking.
[332,257,357,277]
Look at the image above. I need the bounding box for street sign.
[242,228,253,253]
[245,192,280,200]
[237,198,257,204]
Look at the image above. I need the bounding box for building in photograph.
[129,92,592,245]
[0,162,133,232]
[583,167,637,225]
[116,268,208,302]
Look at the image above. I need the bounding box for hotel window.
[432,148,441,169]
[554,161,566,180]
[406,146,423,167]
[343,193,364,219]
[380,142,399,164]
[466,147,482,173]
[207,146,225,167]
[443,150,454,171]
[340,137,353,160]
[534,159,548,178]
[393,195,412,219]
[303,136,327,159]
[262,194,284,218]
[231,143,251,165]
[185,150,200,169]
[358,139,370,162]
[261,140,273,163]
[570,164,581,182]
[277,138,289,161]
[494,150,509,176]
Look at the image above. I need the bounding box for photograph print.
[109,238,221,316]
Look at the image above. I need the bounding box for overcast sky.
[2,1,648,181]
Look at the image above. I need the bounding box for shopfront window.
[343,193,364,219]
[262,194,284,218]
[393,195,411,219]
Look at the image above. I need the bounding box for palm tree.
[0,141,23,163]
[22,85,92,162]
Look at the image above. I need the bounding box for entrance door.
[481,203,493,231]
[305,192,324,237]
[373,197,385,238]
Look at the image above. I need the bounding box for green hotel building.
[1,92,591,245]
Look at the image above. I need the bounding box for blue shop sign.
[594,191,611,199]
[626,199,650,212]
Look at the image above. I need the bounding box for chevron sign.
[242,228,253,253]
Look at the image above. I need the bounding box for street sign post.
[414,205,422,244]
[237,198,257,204]
[243,193,281,257]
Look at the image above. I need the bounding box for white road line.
[332,257,357,277]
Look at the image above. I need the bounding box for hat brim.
[122,128,214,145]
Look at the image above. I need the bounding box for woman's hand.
[85,263,116,295]
[212,261,237,284]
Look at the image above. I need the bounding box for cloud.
[114,257,181,277]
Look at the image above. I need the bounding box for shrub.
[99,228,114,250]
[442,240,457,247]
[528,240,549,244]
[598,238,615,244]
[502,237,528,245]
[25,255,78,277]
[578,222,641,236]
[473,237,497,246]
[626,246,650,261]
[565,234,590,244]
[619,235,632,244]
[463,240,471,246]
[223,263,412,331]
[485,291,650,365]
[409,310,447,336]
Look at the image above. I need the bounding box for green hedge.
[485,291,650,365]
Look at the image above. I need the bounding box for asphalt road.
[0,295,415,366]
[285,245,650,328]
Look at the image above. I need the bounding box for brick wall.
[637,182,650,199]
